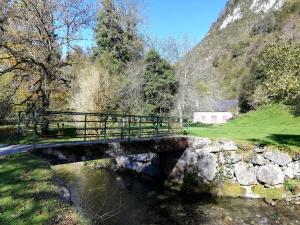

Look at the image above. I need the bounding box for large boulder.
[282,161,300,179]
[263,151,292,166]
[234,162,258,186]
[219,140,238,151]
[115,153,160,177]
[200,143,222,153]
[257,164,284,186]
[248,153,269,166]
[128,153,159,166]
[167,148,218,186]
[254,145,267,153]
[195,152,218,181]
[219,151,242,164]
[115,156,131,169]
[191,138,211,149]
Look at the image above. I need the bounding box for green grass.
[187,104,300,152]
[0,153,86,225]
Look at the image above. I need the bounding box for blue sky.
[80,0,228,50]
[143,0,228,42]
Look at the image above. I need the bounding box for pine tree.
[94,0,143,72]
[143,50,178,114]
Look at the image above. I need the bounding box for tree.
[239,41,300,112]
[70,63,120,113]
[0,0,94,115]
[117,60,145,114]
[143,50,178,114]
[94,0,143,74]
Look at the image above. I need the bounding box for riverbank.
[0,153,87,225]
[52,162,300,225]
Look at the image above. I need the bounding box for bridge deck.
[0,136,188,156]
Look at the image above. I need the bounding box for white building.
[193,100,238,124]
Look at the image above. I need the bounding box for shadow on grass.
[248,134,300,149]
[190,123,214,128]
[267,134,300,148]
[0,153,66,225]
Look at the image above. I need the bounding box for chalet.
[193,99,238,124]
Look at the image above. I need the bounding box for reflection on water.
[52,164,300,225]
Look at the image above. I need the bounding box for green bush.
[284,179,300,194]
[190,122,213,128]
[49,127,77,137]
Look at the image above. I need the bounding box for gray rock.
[59,186,71,203]
[128,152,159,166]
[219,140,237,151]
[254,146,267,153]
[167,148,218,186]
[282,166,294,179]
[106,142,123,157]
[115,156,131,169]
[200,142,221,153]
[283,161,300,179]
[293,153,300,161]
[186,149,198,165]
[263,151,292,166]
[192,138,211,149]
[115,153,160,177]
[219,151,242,164]
[234,162,258,186]
[257,164,284,185]
[196,152,218,181]
[57,152,67,161]
[249,153,269,166]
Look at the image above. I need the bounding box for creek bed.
[52,163,300,225]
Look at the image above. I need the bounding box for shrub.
[284,179,300,194]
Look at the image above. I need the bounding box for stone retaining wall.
[111,137,300,199]
[164,137,300,199]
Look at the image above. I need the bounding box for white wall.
[193,112,233,124]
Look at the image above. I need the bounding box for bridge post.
[139,116,142,138]
[17,111,21,144]
[120,116,124,139]
[156,116,159,136]
[32,111,37,146]
[128,115,131,140]
[104,115,107,141]
[84,114,87,141]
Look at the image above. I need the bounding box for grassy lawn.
[0,153,86,225]
[187,104,300,152]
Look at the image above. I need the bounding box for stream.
[52,163,300,225]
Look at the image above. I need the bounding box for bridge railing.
[16,111,190,144]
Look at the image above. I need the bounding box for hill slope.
[178,0,300,112]
[188,104,300,152]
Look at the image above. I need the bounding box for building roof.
[199,99,239,112]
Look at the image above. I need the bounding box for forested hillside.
[178,0,300,115]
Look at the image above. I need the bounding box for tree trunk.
[40,69,51,136]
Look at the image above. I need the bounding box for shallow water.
[52,164,300,225]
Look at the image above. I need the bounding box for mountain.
[178,0,300,112]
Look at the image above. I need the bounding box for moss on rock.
[251,185,285,200]
[218,182,246,197]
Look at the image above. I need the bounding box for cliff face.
[179,0,300,111]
